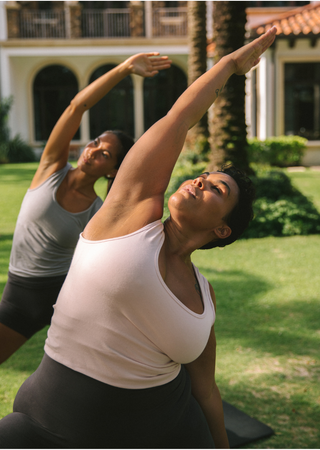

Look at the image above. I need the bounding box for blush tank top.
[45,221,215,389]
[9,164,103,278]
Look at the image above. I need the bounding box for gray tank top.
[9,164,103,278]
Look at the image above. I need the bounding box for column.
[5,1,21,39]
[132,74,144,139]
[256,49,274,140]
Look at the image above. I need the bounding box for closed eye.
[211,184,221,194]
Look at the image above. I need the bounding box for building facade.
[0,1,189,157]
[247,1,320,165]
[1,1,319,165]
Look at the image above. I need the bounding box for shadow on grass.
[217,295,319,358]
[196,265,319,358]
[221,381,320,449]
[0,234,13,242]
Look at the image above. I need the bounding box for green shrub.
[184,133,211,159]
[0,96,13,144]
[248,136,307,167]
[5,135,35,163]
[244,167,320,238]
[0,143,9,164]
[0,96,35,163]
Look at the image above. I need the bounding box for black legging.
[0,354,215,449]
[0,272,66,338]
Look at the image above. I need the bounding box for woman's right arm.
[30,53,171,188]
[87,27,276,239]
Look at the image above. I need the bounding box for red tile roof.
[250,2,320,38]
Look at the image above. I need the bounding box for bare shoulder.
[30,160,66,189]
[83,196,163,241]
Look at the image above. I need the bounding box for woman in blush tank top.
[0,28,277,448]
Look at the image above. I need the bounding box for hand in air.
[231,26,277,76]
[127,52,172,78]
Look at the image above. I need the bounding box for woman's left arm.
[185,286,229,448]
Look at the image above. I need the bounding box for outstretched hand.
[230,26,277,76]
[126,52,172,78]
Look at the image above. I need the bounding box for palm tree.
[208,1,252,174]
[187,1,209,154]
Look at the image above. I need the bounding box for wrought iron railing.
[16,7,187,39]
[82,9,131,38]
[152,7,188,37]
[20,10,66,39]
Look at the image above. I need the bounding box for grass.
[192,234,320,448]
[0,163,320,448]
[285,168,320,213]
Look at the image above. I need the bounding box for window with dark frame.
[88,64,134,140]
[33,65,79,142]
[143,64,187,132]
[285,62,320,140]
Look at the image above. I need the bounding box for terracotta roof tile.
[250,1,320,38]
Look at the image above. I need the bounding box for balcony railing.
[152,7,188,37]
[82,9,131,38]
[12,7,187,40]
[20,10,66,39]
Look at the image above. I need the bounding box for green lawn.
[0,163,319,448]
[286,168,320,213]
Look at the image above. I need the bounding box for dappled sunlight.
[193,241,320,448]
[244,355,317,380]
[217,369,320,448]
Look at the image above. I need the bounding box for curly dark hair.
[200,165,256,249]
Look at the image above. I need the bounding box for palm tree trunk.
[187,1,209,152]
[208,1,252,174]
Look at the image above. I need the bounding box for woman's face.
[168,172,239,238]
[77,132,119,179]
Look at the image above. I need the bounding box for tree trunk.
[208,1,252,174]
[187,1,209,151]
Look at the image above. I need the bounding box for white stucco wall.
[0,1,7,41]
[0,44,188,148]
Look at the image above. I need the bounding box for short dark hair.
[108,130,134,170]
[104,130,134,194]
[200,165,255,249]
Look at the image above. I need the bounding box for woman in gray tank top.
[0,52,171,364]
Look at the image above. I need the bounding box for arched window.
[89,64,134,139]
[33,65,79,141]
[143,64,187,131]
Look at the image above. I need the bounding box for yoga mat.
[223,400,274,448]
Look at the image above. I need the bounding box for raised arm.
[31,53,171,188]
[96,27,276,231]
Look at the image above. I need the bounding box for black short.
[0,272,66,339]
[0,354,215,448]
